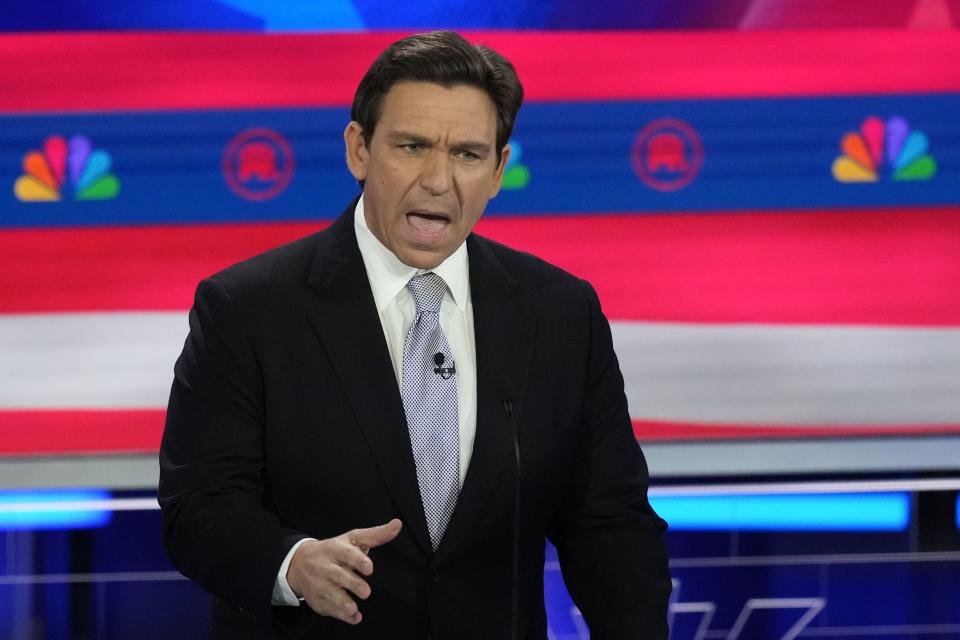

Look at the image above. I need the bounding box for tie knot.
[407,272,446,314]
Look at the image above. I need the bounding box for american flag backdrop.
[1,17,959,475]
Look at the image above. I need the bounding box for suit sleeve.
[547,281,672,640]
[158,277,305,624]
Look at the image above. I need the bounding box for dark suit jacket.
[159,201,670,639]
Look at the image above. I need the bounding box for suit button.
[430,573,440,584]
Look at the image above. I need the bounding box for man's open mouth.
[406,211,451,234]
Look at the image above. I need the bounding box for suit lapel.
[302,212,536,559]
[436,234,536,559]
[304,207,432,556]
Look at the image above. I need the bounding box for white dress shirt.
[272,195,478,605]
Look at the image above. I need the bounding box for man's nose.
[419,151,453,195]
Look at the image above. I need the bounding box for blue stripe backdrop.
[2,93,958,228]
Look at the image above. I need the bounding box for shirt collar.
[354,194,469,312]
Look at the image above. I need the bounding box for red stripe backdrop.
[4,208,959,325]
[2,410,957,456]
[1,31,959,113]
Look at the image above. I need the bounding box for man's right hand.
[286,519,402,625]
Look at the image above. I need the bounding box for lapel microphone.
[433,352,456,379]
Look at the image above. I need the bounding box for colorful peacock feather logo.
[501,139,530,190]
[832,116,937,183]
[14,135,121,201]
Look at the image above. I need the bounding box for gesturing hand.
[286,519,402,625]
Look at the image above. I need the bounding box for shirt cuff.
[271,538,315,606]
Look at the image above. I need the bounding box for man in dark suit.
[159,31,670,639]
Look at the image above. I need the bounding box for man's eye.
[456,150,480,161]
[401,143,424,153]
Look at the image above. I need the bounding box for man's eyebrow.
[386,131,492,155]
[453,141,493,156]
[386,131,432,144]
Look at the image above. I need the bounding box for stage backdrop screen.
[1,2,959,478]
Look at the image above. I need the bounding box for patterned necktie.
[402,272,460,550]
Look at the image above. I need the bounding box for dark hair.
[351,31,524,164]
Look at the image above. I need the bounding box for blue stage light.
[0,489,113,530]
[650,492,909,531]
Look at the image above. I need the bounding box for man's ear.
[489,143,511,198]
[344,121,368,182]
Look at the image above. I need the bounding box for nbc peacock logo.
[832,116,937,183]
[14,135,121,202]
[501,138,530,190]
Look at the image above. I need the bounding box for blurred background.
[1,1,959,638]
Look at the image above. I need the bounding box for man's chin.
[397,245,449,271]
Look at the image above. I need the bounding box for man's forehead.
[365,84,497,152]
[378,82,496,123]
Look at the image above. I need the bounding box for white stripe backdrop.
[0,313,188,409]
[3,313,960,427]
[614,322,960,425]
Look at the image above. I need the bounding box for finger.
[337,595,361,621]
[349,518,402,550]
[310,593,363,626]
[329,563,372,600]
[332,540,375,576]
[315,585,360,619]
